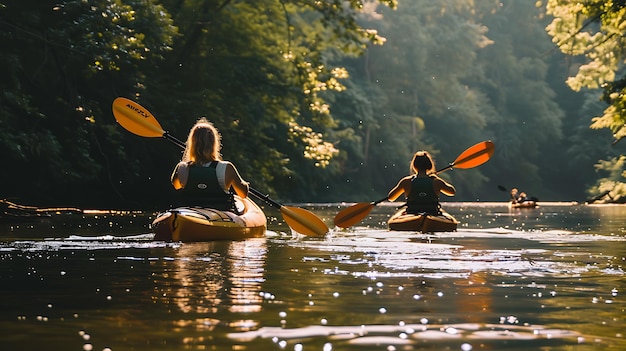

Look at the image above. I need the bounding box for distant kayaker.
[171,118,249,210]
[387,150,456,215]
[510,188,532,204]
[510,188,519,204]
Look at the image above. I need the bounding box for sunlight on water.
[0,203,624,350]
[228,322,584,345]
[286,226,626,280]
[0,234,176,252]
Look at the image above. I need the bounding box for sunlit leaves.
[231,0,394,167]
[288,121,339,168]
[57,0,177,74]
[590,155,626,202]
[544,0,626,143]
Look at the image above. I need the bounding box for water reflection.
[153,238,267,331]
[454,271,492,324]
[0,203,624,350]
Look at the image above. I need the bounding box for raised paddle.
[333,140,495,228]
[112,97,329,237]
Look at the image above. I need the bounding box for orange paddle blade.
[452,140,494,169]
[333,202,376,228]
[112,97,165,138]
[280,206,328,237]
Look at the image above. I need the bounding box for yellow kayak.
[152,196,267,242]
[388,208,458,232]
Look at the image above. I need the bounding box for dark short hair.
[411,151,434,173]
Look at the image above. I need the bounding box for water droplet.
[445,327,458,334]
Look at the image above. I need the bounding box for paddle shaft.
[164,133,186,149]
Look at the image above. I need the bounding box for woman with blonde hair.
[387,150,456,215]
[171,118,249,210]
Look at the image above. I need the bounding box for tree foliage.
[0,0,619,208]
[544,0,626,200]
[0,0,177,207]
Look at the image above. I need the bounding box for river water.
[0,202,624,351]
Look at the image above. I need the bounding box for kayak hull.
[152,196,267,242]
[509,201,538,209]
[388,209,458,232]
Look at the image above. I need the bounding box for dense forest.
[1,0,625,210]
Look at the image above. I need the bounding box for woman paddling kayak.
[153,118,266,241]
[386,150,458,232]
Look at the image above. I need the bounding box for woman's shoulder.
[400,175,414,183]
[175,161,189,169]
[216,160,235,168]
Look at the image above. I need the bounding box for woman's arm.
[224,162,249,198]
[387,176,412,201]
[171,162,188,190]
[433,176,456,196]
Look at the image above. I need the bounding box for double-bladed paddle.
[112,97,328,237]
[333,140,495,228]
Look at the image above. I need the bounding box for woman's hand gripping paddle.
[112,97,329,237]
[333,140,495,228]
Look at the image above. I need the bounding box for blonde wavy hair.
[183,118,222,164]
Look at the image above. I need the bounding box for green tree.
[0,0,401,206]
[139,0,398,203]
[327,0,501,200]
[544,0,626,200]
[0,0,177,207]
[474,0,565,199]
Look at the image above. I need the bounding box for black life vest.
[406,176,441,215]
[180,162,235,211]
